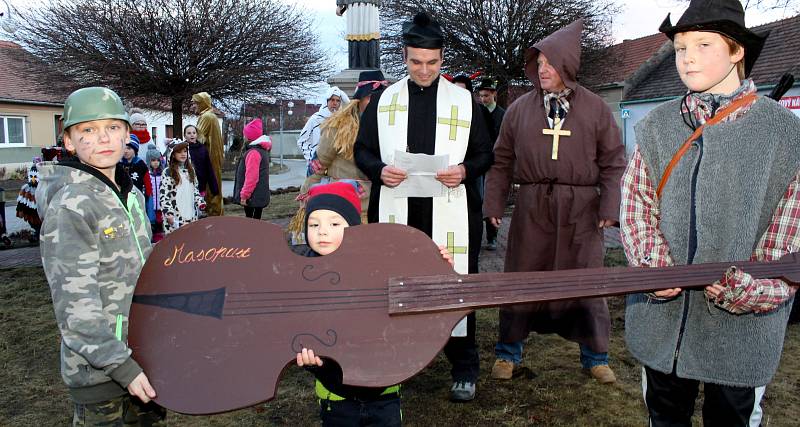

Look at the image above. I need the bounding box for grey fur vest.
[625,96,800,387]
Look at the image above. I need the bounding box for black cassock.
[354,76,493,383]
[354,77,494,275]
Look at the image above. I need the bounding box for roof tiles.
[602,33,668,85]
[0,41,68,105]
[624,15,800,101]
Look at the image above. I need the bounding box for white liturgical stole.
[376,76,473,336]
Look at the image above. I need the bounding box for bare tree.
[676,0,799,10]
[380,0,619,105]
[733,0,797,10]
[12,0,332,131]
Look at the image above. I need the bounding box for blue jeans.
[579,345,609,369]
[494,340,524,364]
[495,340,608,368]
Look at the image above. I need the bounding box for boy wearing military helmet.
[36,87,165,425]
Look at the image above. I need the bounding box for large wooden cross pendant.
[378,93,407,126]
[542,117,571,160]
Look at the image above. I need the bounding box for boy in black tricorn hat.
[621,0,800,425]
[450,74,504,251]
[475,77,505,250]
[476,78,505,140]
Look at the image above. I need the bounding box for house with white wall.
[1,40,222,170]
[131,107,204,154]
[0,41,66,170]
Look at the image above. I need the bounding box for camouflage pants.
[73,395,166,427]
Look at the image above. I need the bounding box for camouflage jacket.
[37,161,153,404]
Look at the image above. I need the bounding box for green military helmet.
[62,87,130,130]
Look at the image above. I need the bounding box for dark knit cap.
[305,181,362,230]
[127,134,140,154]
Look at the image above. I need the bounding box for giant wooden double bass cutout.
[129,217,800,415]
[128,217,465,415]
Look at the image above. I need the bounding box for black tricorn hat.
[477,78,498,91]
[402,12,444,49]
[353,70,388,100]
[659,0,769,77]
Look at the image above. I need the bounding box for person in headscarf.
[299,70,387,222]
[297,86,350,177]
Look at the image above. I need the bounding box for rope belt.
[521,178,597,195]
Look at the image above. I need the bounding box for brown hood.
[524,19,583,91]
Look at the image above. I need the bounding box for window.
[0,116,27,146]
[54,115,63,142]
[165,125,174,139]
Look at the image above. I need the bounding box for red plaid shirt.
[620,147,799,314]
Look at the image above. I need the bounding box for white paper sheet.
[391,151,449,198]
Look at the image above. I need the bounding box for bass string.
[399,263,778,293]
[226,297,389,311]
[402,260,800,292]
[229,287,387,295]
[391,264,800,305]
[226,291,389,304]
[224,303,390,317]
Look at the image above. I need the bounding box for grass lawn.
[2,216,799,425]
[224,192,301,221]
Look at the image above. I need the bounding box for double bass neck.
[388,253,800,314]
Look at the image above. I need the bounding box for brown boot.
[490,359,515,380]
[588,365,617,384]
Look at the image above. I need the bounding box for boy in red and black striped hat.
[296,181,453,426]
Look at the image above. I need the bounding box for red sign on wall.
[780,96,800,110]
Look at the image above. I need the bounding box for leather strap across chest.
[656,93,758,198]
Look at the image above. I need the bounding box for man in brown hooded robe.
[482,19,626,383]
[192,92,224,216]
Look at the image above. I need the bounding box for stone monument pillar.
[328,0,390,95]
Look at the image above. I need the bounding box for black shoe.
[450,381,476,402]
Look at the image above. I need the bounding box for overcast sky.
[3,0,797,102]
[293,0,797,101]
[300,0,796,68]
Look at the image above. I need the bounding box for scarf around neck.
[681,79,757,128]
[543,88,573,123]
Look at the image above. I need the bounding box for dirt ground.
[2,264,798,426]
[1,199,798,426]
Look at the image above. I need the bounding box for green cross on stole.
[437,105,471,140]
[446,231,468,255]
[378,93,408,126]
